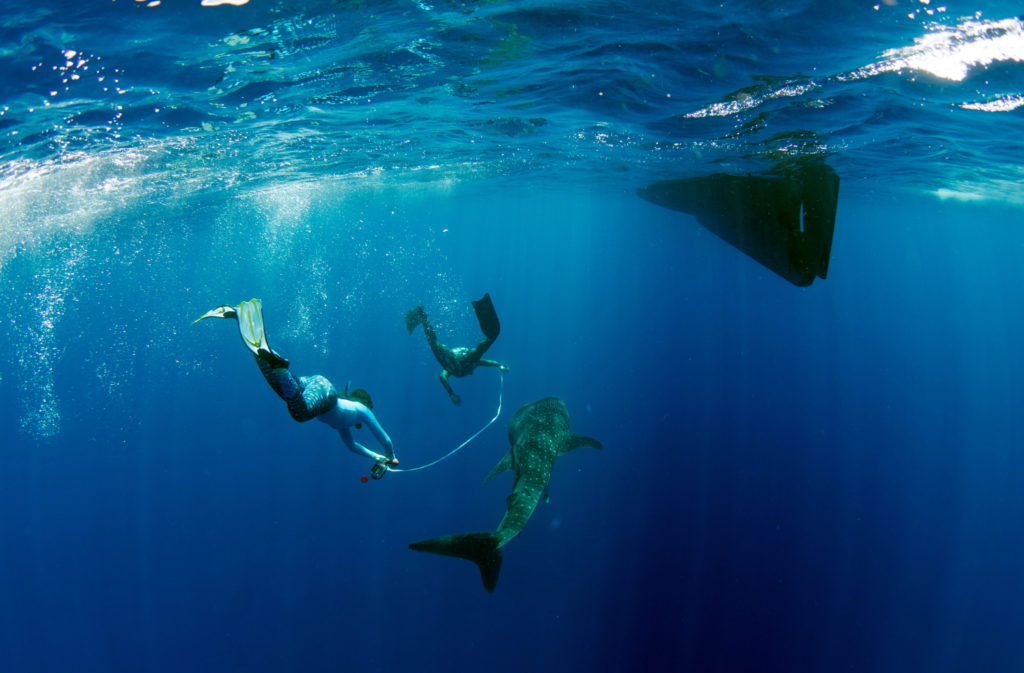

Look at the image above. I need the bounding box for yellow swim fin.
[191,305,238,324]
[235,298,269,357]
[193,299,288,368]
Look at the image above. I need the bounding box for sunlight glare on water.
[871,16,1024,81]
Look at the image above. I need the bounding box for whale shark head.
[507,396,569,446]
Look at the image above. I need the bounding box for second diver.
[405,292,509,406]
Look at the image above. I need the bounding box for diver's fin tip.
[472,293,501,341]
[193,304,239,324]
[235,299,275,360]
[404,306,425,334]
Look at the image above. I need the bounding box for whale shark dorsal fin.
[559,433,603,455]
[483,450,514,486]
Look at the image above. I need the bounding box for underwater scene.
[2,1,1023,671]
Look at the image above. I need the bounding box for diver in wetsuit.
[404,292,509,406]
[194,299,398,473]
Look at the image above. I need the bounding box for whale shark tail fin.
[472,292,501,341]
[409,531,503,593]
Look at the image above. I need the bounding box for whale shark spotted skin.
[409,396,602,593]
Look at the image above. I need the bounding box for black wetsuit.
[408,305,507,404]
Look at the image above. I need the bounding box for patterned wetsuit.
[255,356,337,422]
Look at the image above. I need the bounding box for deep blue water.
[2,2,1024,672]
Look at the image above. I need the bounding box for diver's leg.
[409,306,463,377]
[464,337,494,362]
[257,346,289,370]
[296,375,338,419]
[254,358,334,422]
[419,314,452,366]
[439,370,461,406]
[412,308,446,361]
[255,355,301,401]
[455,338,495,375]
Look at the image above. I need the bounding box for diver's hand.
[499,364,510,373]
[450,393,462,406]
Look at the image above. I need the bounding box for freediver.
[194,299,398,477]
[404,292,509,406]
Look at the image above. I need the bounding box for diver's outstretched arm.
[338,427,387,462]
[355,406,395,460]
[439,370,461,406]
[477,359,510,372]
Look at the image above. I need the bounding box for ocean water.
[2,1,1023,671]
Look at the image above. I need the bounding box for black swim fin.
[472,293,500,341]
[404,306,425,335]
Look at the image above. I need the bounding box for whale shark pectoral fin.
[483,450,514,486]
[192,304,238,325]
[559,433,603,455]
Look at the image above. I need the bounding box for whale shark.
[409,396,602,593]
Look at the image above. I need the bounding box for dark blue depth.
[2,2,1024,672]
